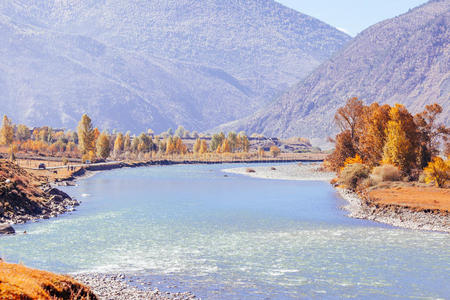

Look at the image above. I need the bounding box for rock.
[0,224,15,235]
[47,188,71,200]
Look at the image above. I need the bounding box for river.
[1,163,449,299]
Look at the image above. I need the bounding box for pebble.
[72,273,198,300]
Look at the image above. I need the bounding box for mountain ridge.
[218,0,449,141]
[0,0,350,132]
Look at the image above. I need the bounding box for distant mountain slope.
[0,0,350,132]
[221,0,449,140]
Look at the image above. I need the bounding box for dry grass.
[371,164,402,183]
[369,185,450,213]
[0,261,97,299]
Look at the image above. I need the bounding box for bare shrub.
[371,164,402,183]
[338,163,370,190]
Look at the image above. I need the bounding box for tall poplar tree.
[77,114,95,155]
[0,115,14,146]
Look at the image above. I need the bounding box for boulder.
[47,188,71,200]
[0,224,15,235]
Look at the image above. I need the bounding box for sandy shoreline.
[224,163,449,233]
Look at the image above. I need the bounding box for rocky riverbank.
[337,188,449,233]
[73,273,197,300]
[0,160,79,230]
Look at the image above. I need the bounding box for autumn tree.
[210,132,225,151]
[423,157,449,188]
[382,104,418,173]
[77,114,95,156]
[414,104,449,168]
[221,139,231,153]
[358,103,391,166]
[174,126,185,137]
[327,130,356,171]
[334,97,364,141]
[327,98,364,171]
[270,146,281,158]
[137,133,152,153]
[193,138,201,154]
[124,131,131,151]
[227,132,238,152]
[131,135,139,153]
[258,147,265,158]
[0,115,14,146]
[199,140,208,154]
[96,131,110,159]
[16,124,31,141]
[114,132,124,153]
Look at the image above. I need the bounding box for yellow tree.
[193,138,201,154]
[358,103,391,166]
[114,132,124,153]
[382,104,418,172]
[241,135,250,153]
[270,146,281,158]
[221,139,231,153]
[77,114,95,155]
[166,137,175,155]
[199,140,208,154]
[258,147,265,158]
[423,157,449,188]
[96,131,110,159]
[0,115,14,146]
[16,124,31,141]
[123,131,131,151]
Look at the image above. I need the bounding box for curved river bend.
[1,164,449,299]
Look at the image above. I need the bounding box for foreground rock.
[73,273,197,300]
[0,224,15,234]
[0,160,80,226]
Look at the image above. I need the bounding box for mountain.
[220,0,449,141]
[0,0,350,133]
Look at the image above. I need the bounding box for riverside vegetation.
[0,114,319,165]
[326,98,449,228]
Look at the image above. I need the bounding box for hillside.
[0,160,78,224]
[220,0,449,141]
[0,261,97,299]
[0,0,350,133]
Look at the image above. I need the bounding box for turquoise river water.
[0,163,449,299]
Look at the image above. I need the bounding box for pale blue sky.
[276,0,427,36]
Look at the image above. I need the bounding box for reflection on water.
[1,164,449,299]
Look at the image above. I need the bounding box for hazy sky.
[276,0,427,36]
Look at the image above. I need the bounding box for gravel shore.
[223,163,335,181]
[73,273,197,300]
[337,188,450,233]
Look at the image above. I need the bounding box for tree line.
[327,98,449,187]
[0,114,261,162]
